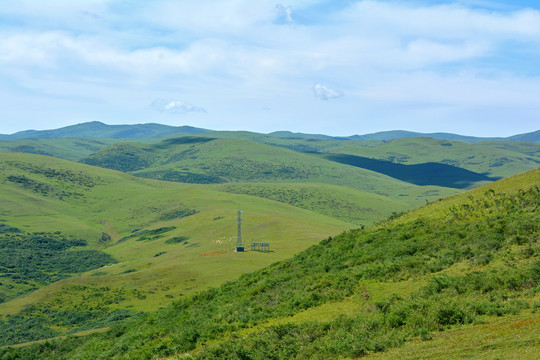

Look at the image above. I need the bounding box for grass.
[82,136,461,208]
[0,134,538,356]
[214,182,412,225]
[325,137,540,179]
[0,152,352,343]
[365,312,540,360]
[0,168,536,358]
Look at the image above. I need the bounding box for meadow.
[0,167,537,359]
[0,152,352,345]
[0,124,538,357]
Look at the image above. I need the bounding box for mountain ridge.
[1,121,538,143]
[2,167,537,359]
[0,121,211,140]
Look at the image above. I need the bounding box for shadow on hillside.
[324,154,499,189]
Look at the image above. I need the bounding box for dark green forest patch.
[165,236,190,244]
[135,170,225,184]
[159,208,199,221]
[156,136,216,147]
[0,229,117,303]
[81,143,158,172]
[0,285,141,347]
[5,161,100,188]
[118,226,177,242]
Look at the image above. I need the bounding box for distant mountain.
[346,130,499,142]
[0,121,211,140]
[1,121,537,143]
[269,129,540,143]
[348,130,540,143]
[506,130,540,143]
[267,131,342,140]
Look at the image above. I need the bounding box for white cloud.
[343,1,540,40]
[151,98,206,114]
[313,83,343,101]
[1,1,540,136]
[275,4,294,24]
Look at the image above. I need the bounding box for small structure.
[250,242,270,252]
[235,210,244,252]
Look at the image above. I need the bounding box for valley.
[0,122,538,358]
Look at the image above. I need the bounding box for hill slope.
[2,168,538,359]
[80,137,462,222]
[0,152,352,345]
[0,121,210,140]
[319,137,540,179]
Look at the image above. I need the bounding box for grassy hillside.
[214,182,411,225]
[0,121,210,140]
[318,137,540,179]
[322,153,496,188]
[2,168,537,359]
[0,152,352,345]
[2,130,538,184]
[82,137,460,206]
[1,121,537,142]
[0,138,119,161]
[188,132,540,181]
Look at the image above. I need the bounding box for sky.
[1,0,539,137]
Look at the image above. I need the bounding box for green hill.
[0,152,352,346]
[1,121,537,143]
[3,133,538,228]
[0,137,120,161]
[80,137,462,222]
[320,137,540,179]
[214,182,411,225]
[507,130,540,143]
[0,121,210,140]
[2,168,537,359]
[323,153,496,188]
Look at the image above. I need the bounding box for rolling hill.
[0,121,210,141]
[1,121,538,143]
[315,137,540,179]
[0,137,120,161]
[80,137,463,221]
[2,167,537,359]
[0,152,353,345]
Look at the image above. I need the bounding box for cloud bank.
[0,0,539,136]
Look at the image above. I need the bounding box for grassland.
[0,152,353,345]
[0,138,118,161]
[214,182,411,225]
[82,136,461,208]
[320,137,540,179]
[1,168,536,359]
[1,127,539,357]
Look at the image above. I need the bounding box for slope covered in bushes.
[1,169,538,359]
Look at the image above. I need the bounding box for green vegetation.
[0,152,351,347]
[0,169,536,359]
[0,229,116,303]
[80,137,461,215]
[323,153,496,188]
[0,121,209,141]
[216,182,410,225]
[165,236,190,244]
[118,226,177,243]
[82,143,159,172]
[1,125,539,358]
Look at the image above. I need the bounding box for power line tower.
[235,210,244,252]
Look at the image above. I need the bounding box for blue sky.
[1,0,539,136]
